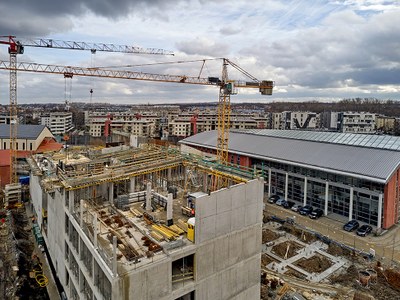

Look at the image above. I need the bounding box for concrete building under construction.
[28,144,264,300]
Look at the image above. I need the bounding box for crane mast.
[217,59,231,165]
[0,37,24,184]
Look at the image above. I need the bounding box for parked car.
[356,224,373,237]
[309,208,323,219]
[282,200,295,209]
[275,198,286,206]
[291,204,301,212]
[268,194,281,204]
[299,205,313,215]
[343,220,360,232]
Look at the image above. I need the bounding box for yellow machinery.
[187,217,195,243]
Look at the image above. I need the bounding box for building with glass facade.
[180,129,400,231]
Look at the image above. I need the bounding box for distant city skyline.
[0,0,399,104]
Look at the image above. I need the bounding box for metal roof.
[181,130,400,183]
[235,129,400,151]
[0,124,47,139]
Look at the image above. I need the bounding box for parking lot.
[264,199,400,265]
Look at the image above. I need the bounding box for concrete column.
[166,193,173,226]
[303,177,308,206]
[268,168,272,197]
[146,182,152,212]
[203,173,208,193]
[377,193,383,229]
[112,235,117,276]
[167,168,172,182]
[285,172,289,200]
[349,187,354,221]
[69,190,74,213]
[130,177,135,193]
[80,200,84,226]
[93,212,98,249]
[109,182,114,204]
[324,181,329,216]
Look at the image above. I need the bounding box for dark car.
[282,200,295,209]
[343,220,360,232]
[356,224,373,237]
[299,205,313,215]
[309,208,323,219]
[268,194,281,204]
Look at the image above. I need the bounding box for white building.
[0,124,56,152]
[271,111,320,130]
[337,112,376,133]
[40,112,74,135]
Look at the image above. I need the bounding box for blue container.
[19,176,30,185]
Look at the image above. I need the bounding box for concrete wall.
[194,178,263,300]
[117,259,172,300]
[114,178,263,300]
[46,188,67,280]
[29,173,44,225]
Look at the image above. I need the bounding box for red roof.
[35,137,63,153]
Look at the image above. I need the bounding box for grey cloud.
[176,38,230,57]
[241,8,400,94]
[0,0,183,36]
[219,26,242,35]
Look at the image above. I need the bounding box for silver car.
[291,204,301,212]
[275,199,286,206]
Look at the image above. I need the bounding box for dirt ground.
[284,267,307,280]
[271,240,303,259]
[294,254,332,273]
[262,229,280,244]
[262,215,400,299]
[261,253,276,267]
[278,224,316,243]
[327,242,351,257]
[329,264,400,300]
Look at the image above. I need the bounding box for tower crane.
[0,35,174,185]
[0,59,274,171]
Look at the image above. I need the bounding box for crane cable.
[89,58,222,70]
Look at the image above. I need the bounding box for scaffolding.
[28,144,262,276]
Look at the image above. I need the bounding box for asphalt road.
[265,201,400,265]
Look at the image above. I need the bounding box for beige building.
[0,124,55,152]
[376,115,396,132]
[87,111,159,138]
[40,112,74,135]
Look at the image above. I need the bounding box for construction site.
[23,143,264,300]
[1,35,399,300]
[259,213,400,300]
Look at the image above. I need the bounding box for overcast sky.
[0,0,399,105]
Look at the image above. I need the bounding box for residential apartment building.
[271,111,320,130]
[376,115,396,133]
[320,111,340,130]
[0,114,12,124]
[337,112,376,133]
[86,111,159,138]
[40,112,74,135]
[86,109,268,139]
